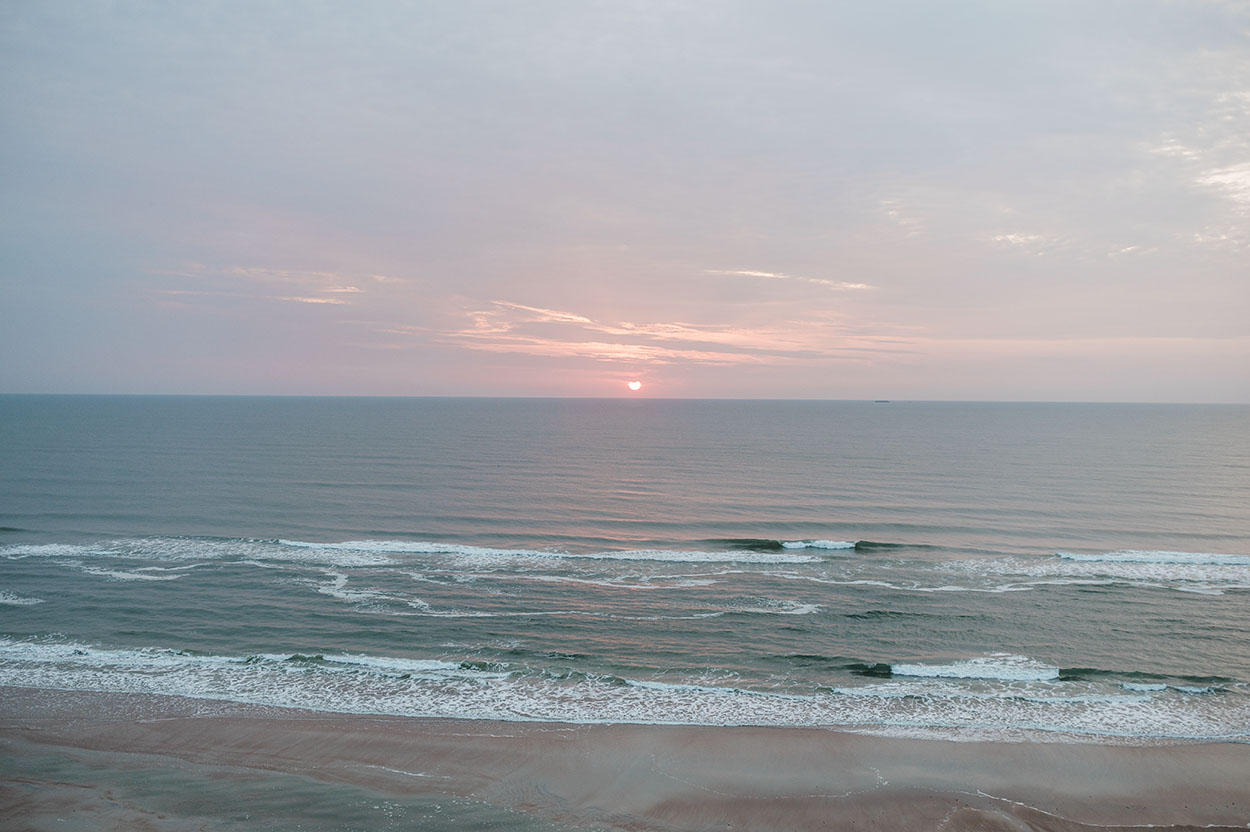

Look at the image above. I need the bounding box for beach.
[2,398,1248,829]
[6,0,1250,822]
[3,686,1247,831]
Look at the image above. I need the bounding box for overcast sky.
[2,1,1247,400]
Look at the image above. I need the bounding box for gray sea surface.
[2,396,1248,744]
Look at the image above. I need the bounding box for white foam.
[281,539,819,564]
[570,549,818,564]
[729,599,820,616]
[317,571,383,604]
[0,638,488,681]
[280,539,539,557]
[76,565,184,582]
[314,571,431,612]
[946,556,1249,593]
[3,538,392,569]
[6,536,821,572]
[2,543,110,559]
[1058,550,1250,566]
[293,653,508,679]
[0,591,44,606]
[1,638,1245,743]
[781,540,856,550]
[892,654,1059,682]
[767,573,1034,595]
[832,680,1148,706]
[1121,682,1217,695]
[515,574,722,590]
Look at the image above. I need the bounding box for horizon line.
[0,393,1246,406]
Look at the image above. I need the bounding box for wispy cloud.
[491,302,596,325]
[151,263,391,305]
[1199,162,1250,205]
[989,232,1062,256]
[704,269,873,291]
[878,199,925,237]
[438,300,909,366]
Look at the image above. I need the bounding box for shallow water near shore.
[2,396,1248,744]
[1,734,565,832]
[5,688,1249,832]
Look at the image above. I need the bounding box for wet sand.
[2,686,1247,831]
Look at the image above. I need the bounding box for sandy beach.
[2,686,1247,831]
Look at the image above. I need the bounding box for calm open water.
[2,395,1248,745]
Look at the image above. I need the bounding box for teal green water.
[2,396,1248,744]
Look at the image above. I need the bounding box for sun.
[627,380,642,392]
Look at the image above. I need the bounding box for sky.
[2,1,1248,401]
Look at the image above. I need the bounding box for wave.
[828,681,1151,706]
[1058,550,1250,566]
[1060,667,1237,689]
[766,572,1035,595]
[73,564,186,582]
[0,639,494,680]
[0,591,44,606]
[725,599,820,616]
[891,654,1060,682]
[1122,682,1216,695]
[711,538,854,552]
[851,540,935,551]
[1,537,824,569]
[279,539,821,564]
[944,555,1250,595]
[713,538,912,553]
[509,574,723,590]
[2,543,113,559]
[2,638,1245,744]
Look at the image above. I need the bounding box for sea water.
[1,396,1248,744]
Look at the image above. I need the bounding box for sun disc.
[627,380,642,391]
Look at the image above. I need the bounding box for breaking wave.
[278,539,821,564]
[1058,550,1250,566]
[891,654,1059,682]
[1,638,1245,744]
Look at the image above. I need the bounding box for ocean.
[2,395,1248,746]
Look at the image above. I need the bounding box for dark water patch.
[853,540,935,551]
[840,609,976,621]
[538,667,630,686]
[1058,667,1239,686]
[284,653,327,665]
[497,646,590,666]
[707,538,864,553]
[770,653,864,668]
[459,660,510,673]
[0,527,25,533]
[769,654,895,677]
[715,537,945,549]
[711,538,786,551]
[708,538,945,554]
[849,662,895,678]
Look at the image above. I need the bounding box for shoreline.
[3,686,1248,830]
